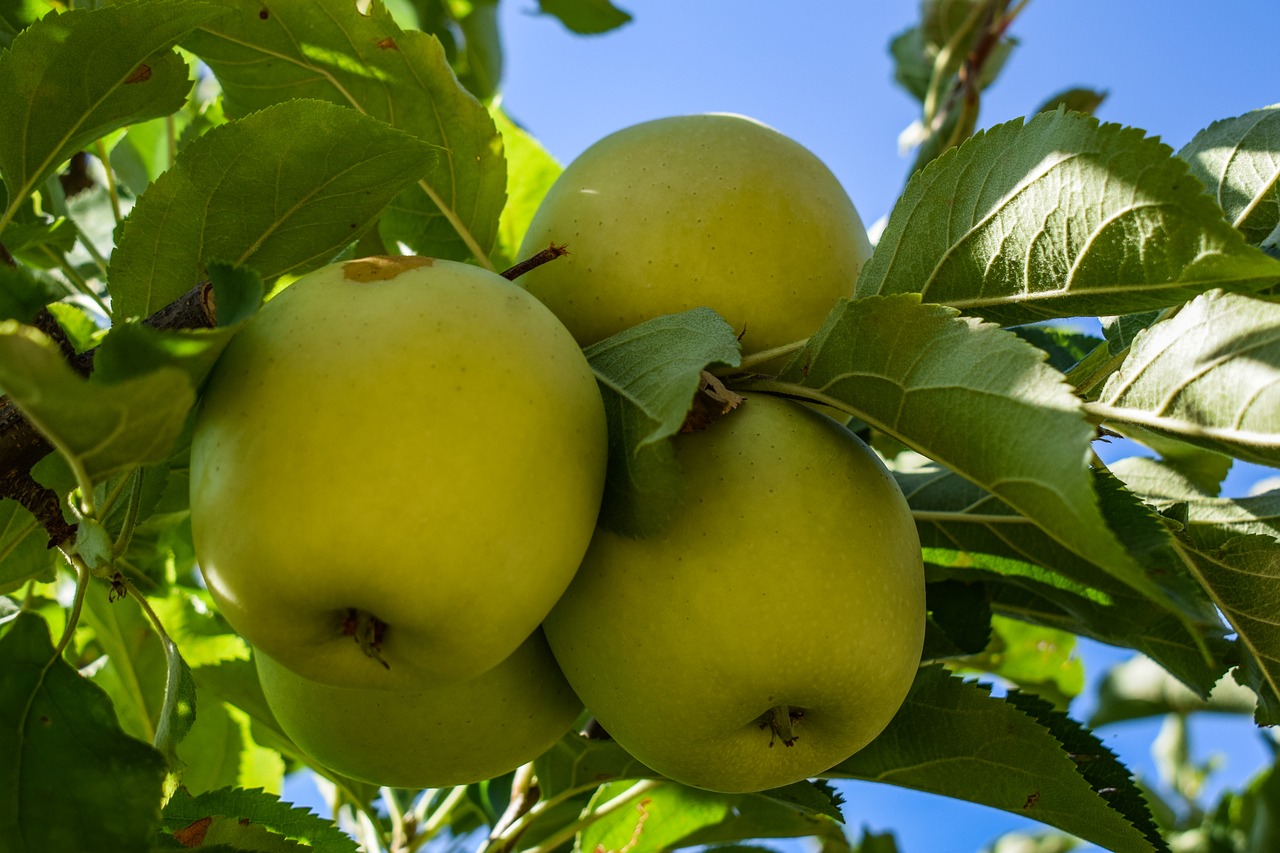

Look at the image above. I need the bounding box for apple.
[542,394,925,793]
[515,113,873,356]
[190,255,608,690]
[255,630,581,788]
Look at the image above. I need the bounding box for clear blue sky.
[484,3,1280,852]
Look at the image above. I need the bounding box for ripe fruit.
[255,631,581,788]
[190,256,608,691]
[516,113,873,355]
[542,394,925,793]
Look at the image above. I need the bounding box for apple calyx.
[761,704,804,748]
[341,608,390,669]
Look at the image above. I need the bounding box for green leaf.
[0,1,222,231]
[1178,103,1280,246]
[0,264,59,323]
[766,295,1136,585]
[176,699,285,796]
[1109,455,1278,547]
[0,0,45,50]
[107,99,435,320]
[1087,654,1257,728]
[831,666,1167,853]
[182,0,504,263]
[1034,86,1108,117]
[585,308,742,537]
[0,499,54,594]
[491,108,562,270]
[578,781,733,853]
[537,0,632,34]
[1174,534,1280,724]
[895,455,1230,693]
[956,614,1085,710]
[1090,290,1280,466]
[0,611,167,853]
[0,321,193,491]
[1010,324,1102,373]
[161,787,358,853]
[534,731,656,799]
[857,111,1280,325]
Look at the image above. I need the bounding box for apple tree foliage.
[0,0,1279,851]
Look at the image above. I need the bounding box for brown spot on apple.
[343,255,434,282]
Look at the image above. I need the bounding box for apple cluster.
[188,115,925,795]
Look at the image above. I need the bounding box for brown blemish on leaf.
[173,816,212,847]
[377,37,399,50]
[125,64,152,84]
[258,7,269,19]
[343,255,434,282]
[1022,791,1040,810]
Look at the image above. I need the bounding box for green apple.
[516,113,873,356]
[255,630,581,788]
[190,255,608,690]
[542,394,925,793]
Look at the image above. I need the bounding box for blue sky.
[483,3,1280,851]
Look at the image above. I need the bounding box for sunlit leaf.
[1178,103,1280,246]
[107,99,435,320]
[1090,290,1280,467]
[182,0,505,262]
[858,111,1280,324]
[0,0,222,229]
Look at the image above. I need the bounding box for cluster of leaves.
[0,0,1278,852]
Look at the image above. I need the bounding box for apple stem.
[765,705,802,748]
[500,242,569,281]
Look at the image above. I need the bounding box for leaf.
[857,111,1280,325]
[767,295,1137,585]
[0,321,193,491]
[956,614,1085,710]
[537,0,633,34]
[491,108,562,270]
[0,0,45,50]
[585,308,742,536]
[831,666,1167,853]
[1034,87,1108,117]
[1087,654,1257,728]
[1174,534,1280,724]
[577,781,734,853]
[1090,290,1280,467]
[176,700,285,796]
[1178,103,1280,246]
[107,99,436,320]
[182,0,505,263]
[1109,455,1279,547]
[0,0,222,227]
[0,611,167,853]
[1003,689,1168,852]
[0,499,54,594]
[161,787,358,853]
[533,731,656,799]
[895,455,1231,694]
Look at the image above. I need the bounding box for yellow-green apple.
[516,114,873,356]
[190,255,608,690]
[255,630,581,788]
[542,394,924,793]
